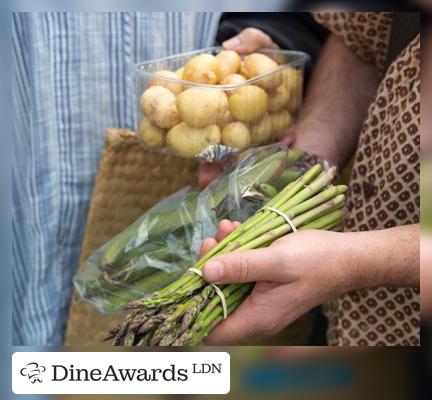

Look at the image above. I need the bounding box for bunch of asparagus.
[105,163,347,346]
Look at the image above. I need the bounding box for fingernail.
[223,37,241,50]
[204,260,224,282]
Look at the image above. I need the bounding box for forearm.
[342,225,420,290]
[293,34,380,168]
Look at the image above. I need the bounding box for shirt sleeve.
[313,12,393,71]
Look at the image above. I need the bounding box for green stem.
[191,287,251,345]
[194,284,244,325]
[299,209,346,230]
[223,185,347,252]
[236,195,345,251]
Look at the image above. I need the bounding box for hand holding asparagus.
[106,163,347,346]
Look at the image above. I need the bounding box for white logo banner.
[12,352,230,394]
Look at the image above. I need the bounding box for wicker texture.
[64,129,198,345]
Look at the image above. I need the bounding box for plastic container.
[131,46,310,161]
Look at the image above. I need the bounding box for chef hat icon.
[20,362,46,383]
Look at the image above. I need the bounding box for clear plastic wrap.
[74,144,323,313]
[132,47,310,162]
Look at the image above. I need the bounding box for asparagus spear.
[256,183,279,198]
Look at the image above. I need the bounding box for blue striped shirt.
[12,12,220,345]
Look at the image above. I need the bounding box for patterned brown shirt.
[314,12,420,345]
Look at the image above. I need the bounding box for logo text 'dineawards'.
[51,363,189,382]
[12,352,230,394]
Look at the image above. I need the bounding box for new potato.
[222,122,251,150]
[216,50,241,80]
[249,113,273,145]
[270,110,293,136]
[228,85,268,123]
[221,73,247,85]
[176,88,228,128]
[166,122,221,158]
[175,67,184,79]
[139,119,166,148]
[149,70,182,95]
[182,53,221,84]
[141,86,181,129]
[268,84,290,112]
[282,67,302,91]
[220,74,247,96]
[283,67,303,113]
[286,86,303,114]
[239,60,246,76]
[216,110,234,128]
[242,53,282,91]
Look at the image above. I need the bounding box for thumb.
[222,28,278,54]
[202,247,287,284]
